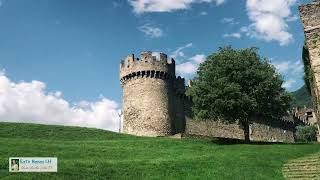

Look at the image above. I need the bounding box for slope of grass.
[0,122,320,180]
[291,85,312,108]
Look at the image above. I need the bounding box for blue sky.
[0,0,312,130]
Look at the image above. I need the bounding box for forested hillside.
[291,85,312,108]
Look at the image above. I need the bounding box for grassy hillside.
[291,85,312,108]
[0,122,320,179]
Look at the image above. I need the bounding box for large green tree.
[187,47,292,143]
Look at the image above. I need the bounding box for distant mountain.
[291,85,312,108]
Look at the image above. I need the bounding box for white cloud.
[221,17,239,25]
[139,24,163,38]
[171,44,206,76]
[176,62,198,74]
[170,43,193,58]
[176,53,206,75]
[272,60,303,74]
[113,1,124,8]
[215,0,225,5]
[223,33,241,39]
[282,79,296,89]
[190,54,206,64]
[286,15,299,22]
[128,0,226,14]
[272,61,290,73]
[243,0,297,46]
[271,59,304,90]
[0,70,120,131]
[200,11,208,16]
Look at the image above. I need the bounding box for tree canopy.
[186,46,292,143]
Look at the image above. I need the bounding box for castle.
[120,52,296,142]
[120,52,190,136]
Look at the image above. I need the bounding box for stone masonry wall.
[173,95,185,133]
[302,29,320,115]
[185,118,245,139]
[300,2,320,117]
[173,77,187,133]
[186,118,294,143]
[299,1,320,31]
[250,122,294,143]
[122,77,174,136]
[299,2,320,140]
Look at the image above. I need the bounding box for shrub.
[295,125,318,142]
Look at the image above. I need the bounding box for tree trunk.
[242,121,250,144]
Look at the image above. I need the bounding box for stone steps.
[283,171,320,175]
[285,164,320,168]
[282,168,318,172]
[288,158,320,162]
[290,158,320,161]
[285,162,320,166]
[282,152,320,180]
[284,174,319,180]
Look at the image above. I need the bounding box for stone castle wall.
[299,1,320,32]
[173,77,187,133]
[185,118,244,139]
[186,118,295,143]
[299,1,320,140]
[250,118,295,142]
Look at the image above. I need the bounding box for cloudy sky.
[0,0,311,131]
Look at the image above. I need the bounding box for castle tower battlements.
[120,51,185,136]
[120,52,175,85]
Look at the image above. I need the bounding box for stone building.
[120,51,295,142]
[293,107,317,125]
[299,1,320,141]
[120,52,187,136]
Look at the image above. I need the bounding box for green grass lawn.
[0,122,319,180]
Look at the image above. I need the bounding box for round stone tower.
[120,51,176,136]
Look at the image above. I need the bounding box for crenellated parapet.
[120,52,175,85]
